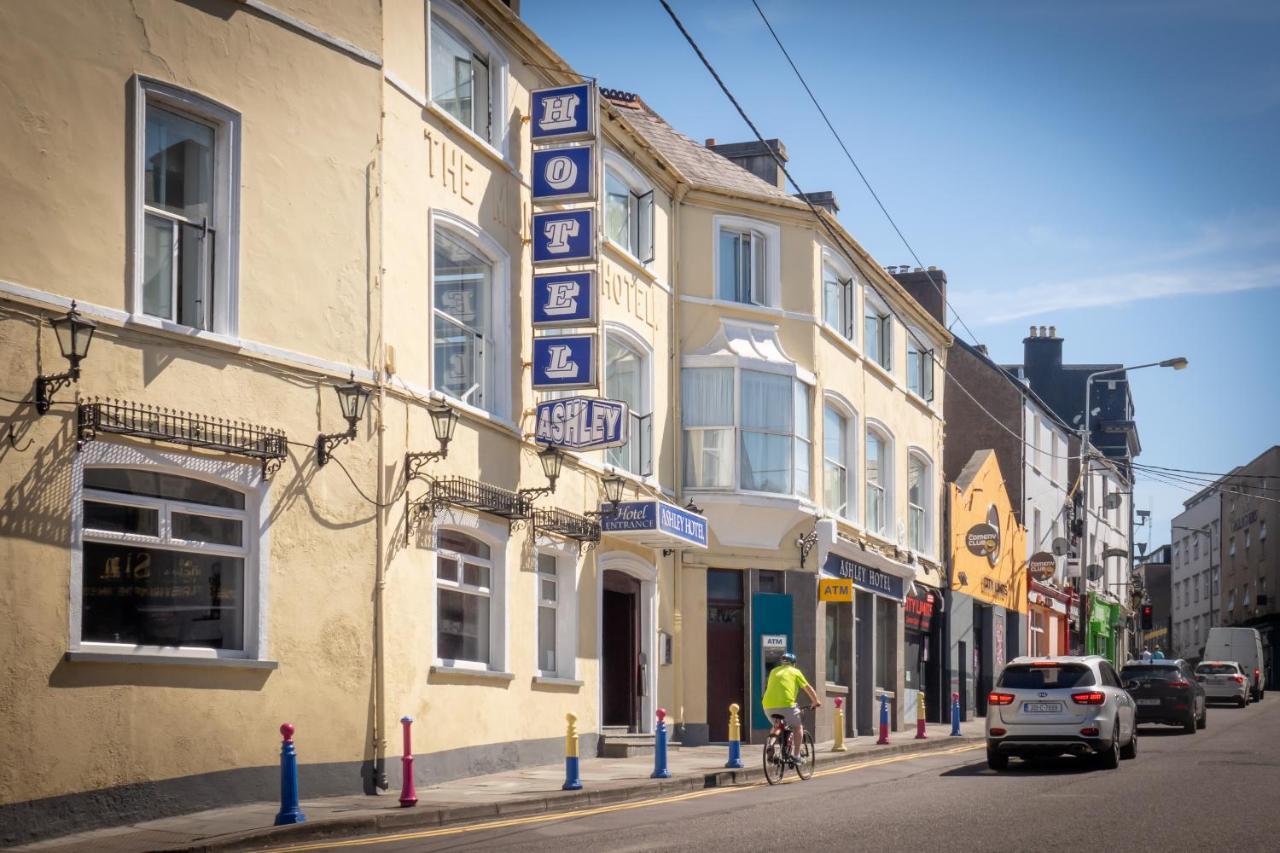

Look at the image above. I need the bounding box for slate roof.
[606,95,799,205]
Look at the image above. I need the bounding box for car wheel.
[1197,706,1207,729]
[1098,725,1120,770]
[1238,696,1248,708]
[1120,727,1137,760]
[1183,708,1197,734]
[987,747,1009,771]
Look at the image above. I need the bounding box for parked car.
[1196,661,1250,707]
[985,656,1137,771]
[1204,627,1266,701]
[1120,660,1206,732]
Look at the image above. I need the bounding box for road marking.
[263,744,983,851]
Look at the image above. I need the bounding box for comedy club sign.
[821,553,906,603]
[530,82,601,394]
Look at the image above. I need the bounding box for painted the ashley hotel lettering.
[0,0,944,842]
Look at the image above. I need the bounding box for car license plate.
[1023,702,1062,713]
[1137,698,1161,706]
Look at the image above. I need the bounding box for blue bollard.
[651,708,671,779]
[950,691,961,737]
[274,723,306,826]
[562,713,583,791]
[876,694,890,745]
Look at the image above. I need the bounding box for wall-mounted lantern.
[586,472,626,520]
[406,402,459,480]
[519,444,564,504]
[36,301,97,414]
[315,372,370,466]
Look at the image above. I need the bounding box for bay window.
[436,529,493,666]
[682,367,813,496]
[135,79,239,334]
[605,162,655,264]
[864,292,892,370]
[866,426,892,535]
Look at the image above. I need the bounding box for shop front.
[1086,593,1123,665]
[1028,581,1073,657]
[904,585,939,722]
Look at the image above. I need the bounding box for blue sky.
[525,0,1280,544]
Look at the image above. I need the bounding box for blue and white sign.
[532,334,596,391]
[530,82,595,142]
[600,500,709,550]
[535,396,629,450]
[532,271,595,328]
[532,145,594,202]
[532,209,595,265]
[821,553,906,603]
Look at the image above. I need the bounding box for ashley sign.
[534,396,629,450]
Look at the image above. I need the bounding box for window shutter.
[841,277,854,340]
[924,349,935,401]
[635,190,654,264]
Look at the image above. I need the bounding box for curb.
[178,735,984,852]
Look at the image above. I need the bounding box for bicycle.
[763,705,816,784]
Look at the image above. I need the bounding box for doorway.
[602,570,640,730]
[974,603,989,716]
[706,569,744,742]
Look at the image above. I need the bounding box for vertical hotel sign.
[530,82,599,392]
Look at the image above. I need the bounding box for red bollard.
[399,716,417,807]
[876,693,890,745]
[914,691,928,740]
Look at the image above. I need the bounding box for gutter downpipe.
[372,63,389,792]
[670,179,690,740]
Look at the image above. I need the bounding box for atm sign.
[818,578,853,602]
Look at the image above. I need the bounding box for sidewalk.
[12,720,985,853]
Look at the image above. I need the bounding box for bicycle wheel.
[794,731,816,780]
[763,733,785,785]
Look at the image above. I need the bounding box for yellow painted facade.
[949,451,1029,614]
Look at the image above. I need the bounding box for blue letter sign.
[532,334,596,390]
[532,209,595,265]
[530,82,595,142]
[532,145,594,203]
[532,272,595,328]
[535,396,629,450]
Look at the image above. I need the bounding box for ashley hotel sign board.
[530,82,600,395]
[821,553,907,603]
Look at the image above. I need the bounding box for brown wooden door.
[706,569,745,742]
[603,572,639,729]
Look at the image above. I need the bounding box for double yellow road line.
[267,743,983,851]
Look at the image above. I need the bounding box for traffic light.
[1140,603,1153,631]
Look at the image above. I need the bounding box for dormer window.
[713,215,780,308]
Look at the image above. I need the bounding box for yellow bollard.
[832,696,847,751]
[726,703,744,768]
[562,713,582,790]
[914,691,928,739]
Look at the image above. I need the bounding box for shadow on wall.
[48,657,272,691]
[0,410,77,547]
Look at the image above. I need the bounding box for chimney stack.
[1023,322,1064,398]
[795,190,839,215]
[890,265,948,326]
[708,139,789,190]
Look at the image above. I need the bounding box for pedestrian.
[1141,647,1152,662]
[1153,646,1165,660]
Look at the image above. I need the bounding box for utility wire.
[749,0,980,345]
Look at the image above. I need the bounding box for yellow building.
[0,0,949,842]
[947,450,1028,718]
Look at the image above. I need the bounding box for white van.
[1204,627,1266,701]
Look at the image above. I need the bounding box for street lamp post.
[1077,358,1187,661]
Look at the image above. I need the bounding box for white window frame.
[70,441,268,663]
[603,150,656,266]
[820,247,857,345]
[863,287,893,371]
[429,211,511,420]
[605,322,654,478]
[864,420,895,538]
[433,515,507,673]
[907,448,933,556]
[822,394,859,524]
[712,215,781,308]
[534,541,579,680]
[427,0,511,159]
[131,76,241,336]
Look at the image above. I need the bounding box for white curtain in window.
[908,455,926,551]
[824,406,848,517]
[793,383,811,498]
[866,430,886,532]
[740,370,791,493]
[683,368,734,487]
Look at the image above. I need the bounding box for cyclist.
[762,652,821,764]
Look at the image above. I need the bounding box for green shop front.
[1086,594,1123,664]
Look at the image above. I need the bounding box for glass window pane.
[794,383,811,440]
[84,469,244,509]
[437,588,490,664]
[707,568,743,603]
[143,213,175,321]
[437,529,490,559]
[83,501,160,536]
[541,578,557,603]
[740,431,790,493]
[471,50,490,141]
[177,220,213,330]
[750,233,766,304]
[437,556,458,582]
[907,346,921,394]
[681,368,733,427]
[606,337,642,409]
[866,433,884,486]
[824,462,847,516]
[538,605,557,672]
[908,458,925,506]
[145,104,213,221]
[683,428,734,488]
[172,512,243,547]
[717,230,741,301]
[605,170,631,248]
[432,18,481,131]
[434,231,490,332]
[824,407,845,463]
[740,371,791,431]
[463,562,490,589]
[434,314,481,404]
[823,267,841,329]
[537,553,557,576]
[794,438,810,497]
[81,541,243,650]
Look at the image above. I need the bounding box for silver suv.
[985,655,1137,770]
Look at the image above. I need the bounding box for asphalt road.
[269,696,1280,852]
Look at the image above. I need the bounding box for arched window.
[604,152,654,264]
[823,396,857,522]
[605,325,652,476]
[865,424,893,536]
[908,450,933,554]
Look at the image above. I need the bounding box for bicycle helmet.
[780,652,797,664]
